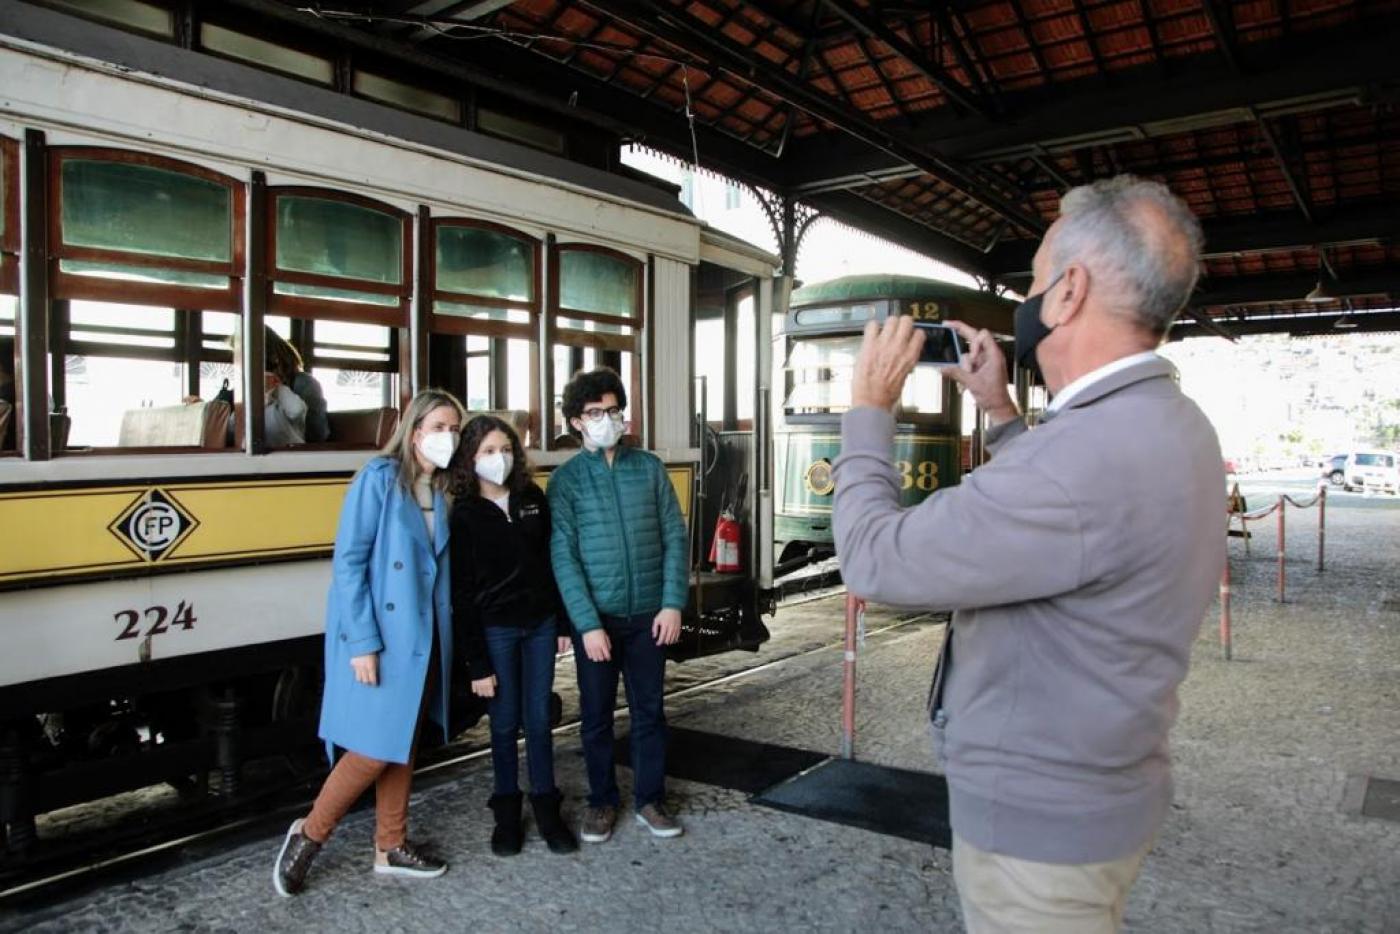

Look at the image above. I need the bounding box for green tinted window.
[273,281,401,307]
[436,226,532,302]
[61,159,232,262]
[435,301,531,324]
[275,196,403,285]
[60,259,228,289]
[559,250,638,318]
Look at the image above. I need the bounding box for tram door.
[691,253,779,633]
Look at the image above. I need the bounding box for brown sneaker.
[635,803,683,838]
[373,841,447,878]
[273,818,321,896]
[579,805,617,844]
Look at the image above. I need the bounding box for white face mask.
[475,451,512,487]
[417,430,458,470]
[581,415,624,450]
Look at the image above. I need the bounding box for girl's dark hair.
[449,414,533,498]
[560,367,627,436]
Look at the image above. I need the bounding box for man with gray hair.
[833,176,1224,933]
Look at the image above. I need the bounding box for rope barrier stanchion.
[1318,486,1326,572]
[1276,494,1286,603]
[1219,555,1232,661]
[840,593,863,760]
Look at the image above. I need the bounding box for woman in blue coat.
[273,388,465,896]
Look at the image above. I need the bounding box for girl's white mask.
[475,451,513,487]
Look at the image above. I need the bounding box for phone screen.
[915,322,966,368]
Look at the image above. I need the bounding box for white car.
[1344,451,1400,493]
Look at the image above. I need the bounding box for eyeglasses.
[581,406,624,422]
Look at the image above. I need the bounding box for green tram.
[774,275,1016,567]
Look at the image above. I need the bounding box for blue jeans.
[573,612,667,809]
[484,619,558,796]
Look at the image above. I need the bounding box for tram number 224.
[114,601,197,641]
[896,460,939,492]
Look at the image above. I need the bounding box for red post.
[1317,487,1327,572]
[841,593,861,760]
[1220,554,1232,661]
[1276,495,1287,603]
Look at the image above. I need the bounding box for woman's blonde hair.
[381,388,466,493]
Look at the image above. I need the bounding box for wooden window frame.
[48,147,245,312]
[0,137,17,296]
[427,216,542,443]
[266,186,412,327]
[428,217,540,342]
[548,243,645,445]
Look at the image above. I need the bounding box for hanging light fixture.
[1305,247,1337,303]
[1334,298,1357,329]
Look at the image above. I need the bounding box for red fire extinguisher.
[709,509,741,573]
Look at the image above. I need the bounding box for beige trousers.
[952,833,1150,934]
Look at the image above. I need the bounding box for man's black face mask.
[1012,273,1065,381]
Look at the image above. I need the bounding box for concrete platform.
[5,478,1398,932]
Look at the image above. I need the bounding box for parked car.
[1322,454,1348,486]
[1344,451,1400,494]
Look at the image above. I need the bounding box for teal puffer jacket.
[547,445,689,633]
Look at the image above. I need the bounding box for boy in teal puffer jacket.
[548,368,688,843]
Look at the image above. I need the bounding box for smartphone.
[914,322,967,368]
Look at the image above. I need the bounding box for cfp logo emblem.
[110,489,199,562]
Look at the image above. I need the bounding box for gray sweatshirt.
[833,357,1224,864]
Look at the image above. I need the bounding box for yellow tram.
[0,28,778,854]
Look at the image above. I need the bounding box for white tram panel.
[0,561,331,686]
[0,42,702,265]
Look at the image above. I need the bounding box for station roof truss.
[176,2,1400,336]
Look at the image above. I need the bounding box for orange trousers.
[303,646,438,852]
[303,750,415,851]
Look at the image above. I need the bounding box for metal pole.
[1220,554,1232,661]
[1276,495,1286,603]
[840,593,860,760]
[1317,487,1326,572]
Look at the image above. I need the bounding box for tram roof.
[9,0,1400,339]
[791,274,1010,310]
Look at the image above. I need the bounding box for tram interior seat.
[325,407,398,448]
[468,408,530,442]
[118,401,233,449]
[0,400,11,451]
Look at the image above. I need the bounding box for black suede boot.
[488,792,523,856]
[530,790,579,854]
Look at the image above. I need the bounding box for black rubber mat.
[1361,777,1400,822]
[752,757,952,848]
[615,727,827,795]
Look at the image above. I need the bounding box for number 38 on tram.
[773,275,1015,569]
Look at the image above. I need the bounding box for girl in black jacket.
[448,415,577,856]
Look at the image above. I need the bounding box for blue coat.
[319,457,453,765]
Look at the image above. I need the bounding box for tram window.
[735,294,755,423]
[51,149,243,312]
[694,317,725,420]
[782,335,860,414]
[199,23,335,86]
[354,72,461,124]
[899,366,944,415]
[43,0,174,37]
[431,219,540,445]
[549,245,643,445]
[268,189,410,323]
[1,137,15,297]
[1,297,14,453]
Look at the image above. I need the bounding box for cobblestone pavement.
[5,484,1398,933]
